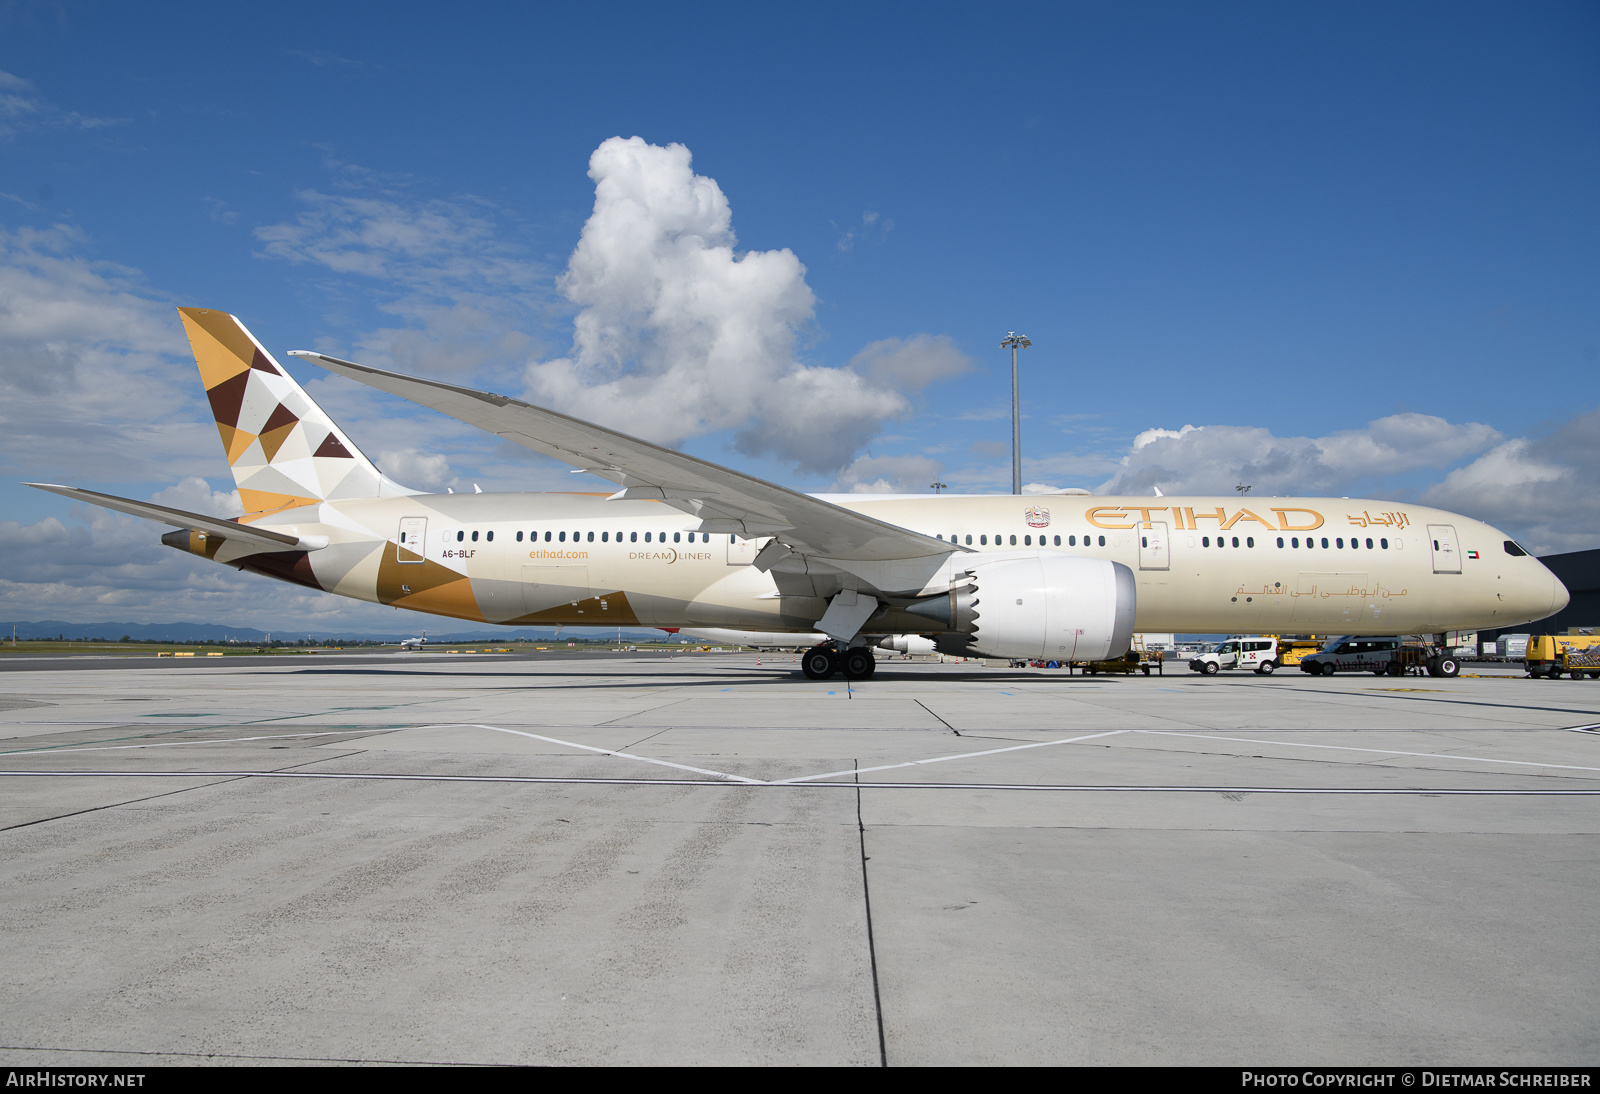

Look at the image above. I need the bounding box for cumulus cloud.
[0,70,120,140]
[1422,407,1600,553]
[831,453,944,494]
[523,137,948,473]
[1099,413,1502,497]
[848,334,972,392]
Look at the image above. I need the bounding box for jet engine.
[910,553,1137,661]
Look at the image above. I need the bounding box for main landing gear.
[801,643,877,681]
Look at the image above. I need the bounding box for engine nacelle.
[926,553,1136,661]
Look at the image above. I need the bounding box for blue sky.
[1,1,1596,628]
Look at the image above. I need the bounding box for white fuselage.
[213,492,1566,637]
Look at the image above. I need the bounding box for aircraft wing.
[23,484,323,552]
[291,352,962,565]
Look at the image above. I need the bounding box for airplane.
[398,631,427,650]
[25,309,1569,682]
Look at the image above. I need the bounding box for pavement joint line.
[1233,681,1600,719]
[412,722,767,784]
[1132,729,1600,774]
[3,770,1599,793]
[2,730,395,757]
[768,730,1130,785]
[913,698,961,736]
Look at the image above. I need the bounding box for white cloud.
[376,448,458,492]
[0,70,120,140]
[0,225,220,482]
[1422,408,1600,553]
[523,137,938,473]
[1099,413,1502,497]
[831,453,943,494]
[848,334,973,392]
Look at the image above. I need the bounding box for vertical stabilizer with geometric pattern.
[178,307,413,518]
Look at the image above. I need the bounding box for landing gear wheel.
[802,646,838,680]
[1256,660,1276,675]
[1203,661,1219,675]
[1436,657,1460,678]
[842,647,876,679]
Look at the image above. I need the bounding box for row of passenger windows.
[453,529,716,544]
[445,527,1397,550]
[936,533,1105,547]
[1196,535,1390,548]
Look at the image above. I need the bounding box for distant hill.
[0,620,673,644]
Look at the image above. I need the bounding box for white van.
[1189,637,1281,675]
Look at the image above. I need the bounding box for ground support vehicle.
[1297,636,1459,678]
[1524,635,1600,680]
[1189,637,1282,675]
[1070,648,1164,675]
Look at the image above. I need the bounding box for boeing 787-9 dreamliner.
[27,309,1569,681]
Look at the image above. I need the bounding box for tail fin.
[177,308,411,517]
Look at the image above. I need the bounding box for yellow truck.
[1524,634,1600,680]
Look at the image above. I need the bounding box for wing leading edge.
[290,352,963,591]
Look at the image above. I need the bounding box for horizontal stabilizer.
[23,484,325,552]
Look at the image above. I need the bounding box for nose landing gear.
[801,643,877,680]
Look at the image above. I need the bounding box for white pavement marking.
[769,730,1130,785]
[1134,729,1600,775]
[413,722,767,784]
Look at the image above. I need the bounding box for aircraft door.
[1139,522,1169,571]
[727,535,759,565]
[398,517,427,563]
[1428,524,1461,574]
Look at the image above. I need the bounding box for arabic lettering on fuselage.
[1345,510,1411,529]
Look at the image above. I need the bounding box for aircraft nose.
[1549,569,1571,616]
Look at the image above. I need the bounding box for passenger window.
[471,530,479,542]
[559,532,566,542]
[631,532,638,542]
[965,534,973,545]
[1202,536,1210,547]
[516,531,523,542]
[1025,535,1032,546]
[1276,537,1284,547]
[1291,537,1299,548]
[1068,535,1075,546]
[1231,537,1239,548]
[980,535,987,545]
[1097,535,1105,547]
[587,532,594,542]
[601,532,608,542]
[1365,538,1373,549]
[1010,535,1017,546]
[456,530,464,542]
[1336,538,1344,548]
[1381,538,1388,549]
[544,531,552,542]
[1054,535,1061,546]
[1246,537,1254,548]
[486,530,493,542]
[1141,536,1147,548]
[1321,538,1329,548]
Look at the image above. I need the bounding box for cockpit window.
[1504,540,1528,557]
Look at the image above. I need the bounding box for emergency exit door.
[1139,522,1170,571]
[397,517,427,563]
